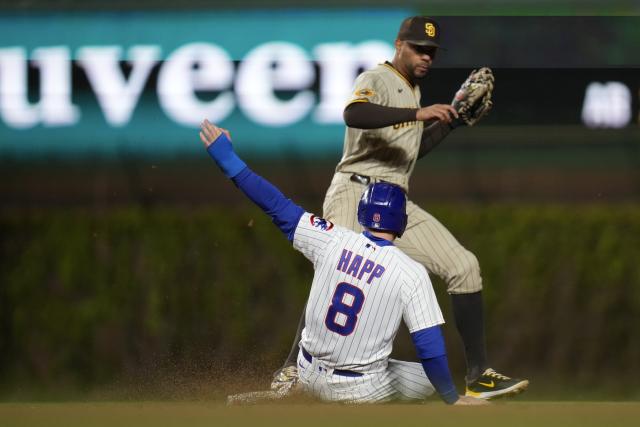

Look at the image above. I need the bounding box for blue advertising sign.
[0,9,408,157]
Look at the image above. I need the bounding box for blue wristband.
[206,133,247,178]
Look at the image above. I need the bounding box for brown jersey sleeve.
[343,102,418,129]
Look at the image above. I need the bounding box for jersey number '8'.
[324,282,365,336]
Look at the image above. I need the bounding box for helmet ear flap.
[357,182,407,237]
[397,212,408,238]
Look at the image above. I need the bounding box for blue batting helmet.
[357,182,408,237]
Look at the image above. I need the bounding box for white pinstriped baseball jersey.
[293,212,444,374]
[336,63,424,192]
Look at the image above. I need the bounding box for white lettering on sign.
[78,45,160,126]
[158,43,235,126]
[33,47,80,127]
[314,41,393,123]
[0,46,79,128]
[236,42,315,126]
[581,82,632,129]
[0,41,394,130]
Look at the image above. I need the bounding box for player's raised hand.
[453,395,491,406]
[199,119,232,148]
[416,104,459,123]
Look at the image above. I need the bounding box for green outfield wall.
[1,204,639,398]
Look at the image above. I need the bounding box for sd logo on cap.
[397,16,442,48]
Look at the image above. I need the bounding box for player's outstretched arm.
[199,119,304,241]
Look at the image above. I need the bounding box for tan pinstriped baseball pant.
[323,172,482,294]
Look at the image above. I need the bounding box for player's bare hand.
[416,104,458,123]
[453,395,491,406]
[199,119,232,148]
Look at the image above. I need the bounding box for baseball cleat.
[465,368,529,400]
[270,364,299,395]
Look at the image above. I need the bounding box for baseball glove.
[451,67,494,126]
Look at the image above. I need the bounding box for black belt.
[350,173,371,186]
[301,347,363,377]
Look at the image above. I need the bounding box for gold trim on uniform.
[382,62,414,90]
[345,99,370,107]
[354,88,375,97]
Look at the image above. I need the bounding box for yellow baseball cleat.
[465,368,529,399]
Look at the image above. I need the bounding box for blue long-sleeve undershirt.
[411,325,459,404]
[206,134,304,241]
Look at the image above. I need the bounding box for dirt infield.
[2,401,639,427]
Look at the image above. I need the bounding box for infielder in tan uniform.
[273,16,528,399]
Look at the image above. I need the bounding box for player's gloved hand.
[450,67,494,127]
[453,395,491,406]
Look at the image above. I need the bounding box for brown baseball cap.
[397,16,441,48]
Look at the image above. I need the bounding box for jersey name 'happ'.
[336,248,386,284]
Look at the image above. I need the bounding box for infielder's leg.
[395,200,487,382]
[393,201,527,397]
